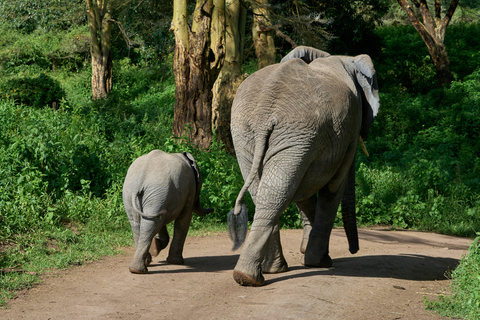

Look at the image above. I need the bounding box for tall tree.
[86,0,113,100]
[171,0,224,149]
[212,0,247,153]
[251,0,277,69]
[396,0,459,86]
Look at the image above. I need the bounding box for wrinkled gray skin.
[123,150,213,274]
[228,46,379,286]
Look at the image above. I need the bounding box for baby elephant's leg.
[149,225,170,257]
[167,210,192,265]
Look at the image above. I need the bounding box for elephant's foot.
[233,270,265,287]
[129,266,148,274]
[149,235,169,257]
[167,255,185,265]
[262,256,288,274]
[300,237,308,254]
[302,252,332,268]
[300,225,312,254]
[145,252,152,267]
[233,256,265,286]
[129,256,149,274]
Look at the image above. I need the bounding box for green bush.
[0,73,65,108]
[425,235,480,319]
[356,67,480,236]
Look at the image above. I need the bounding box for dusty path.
[1,228,472,320]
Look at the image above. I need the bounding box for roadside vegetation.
[0,3,479,318]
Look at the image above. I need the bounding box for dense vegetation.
[0,9,479,318]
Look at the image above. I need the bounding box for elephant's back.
[232,58,357,134]
[123,150,194,216]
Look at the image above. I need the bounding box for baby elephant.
[123,150,213,274]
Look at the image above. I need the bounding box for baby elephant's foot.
[145,252,152,267]
[129,262,148,274]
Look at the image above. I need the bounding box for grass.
[425,235,480,320]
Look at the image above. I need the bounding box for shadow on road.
[267,254,459,285]
[147,254,239,274]
[358,229,471,251]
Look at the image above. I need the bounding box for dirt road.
[1,228,472,319]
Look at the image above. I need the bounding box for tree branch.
[259,25,297,48]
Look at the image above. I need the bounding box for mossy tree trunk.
[252,0,276,70]
[86,0,113,100]
[396,0,459,86]
[172,0,224,149]
[212,0,247,154]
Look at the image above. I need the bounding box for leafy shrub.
[357,67,480,236]
[0,73,65,108]
[0,26,89,73]
[425,235,480,319]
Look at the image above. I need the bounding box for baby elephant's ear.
[183,152,200,180]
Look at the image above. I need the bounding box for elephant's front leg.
[129,216,160,274]
[303,185,344,268]
[166,210,192,265]
[262,222,288,274]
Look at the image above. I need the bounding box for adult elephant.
[228,46,379,286]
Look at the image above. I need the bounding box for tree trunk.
[172,0,224,149]
[172,0,190,139]
[423,34,454,86]
[396,0,459,86]
[252,0,276,69]
[86,0,113,100]
[212,0,247,154]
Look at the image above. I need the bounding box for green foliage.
[0,73,65,108]
[425,235,480,319]
[320,0,390,56]
[356,67,480,236]
[375,23,480,94]
[0,25,90,73]
[0,0,84,32]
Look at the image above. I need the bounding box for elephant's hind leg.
[129,216,161,274]
[296,195,317,254]
[149,225,169,258]
[303,184,344,268]
[262,223,288,274]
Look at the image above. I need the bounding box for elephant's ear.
[183,152,200,189]
[280,46,331,64]
[354,54,380,139]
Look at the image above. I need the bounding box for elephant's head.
[280,46,379,140]
[182,152,214,216]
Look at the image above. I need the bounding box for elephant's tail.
[227,127,271,250]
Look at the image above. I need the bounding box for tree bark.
[212,0,247,154]
[86,0,113,100]
[172,0,224,149]
[252,0,276,70]
[396,0,459,86]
